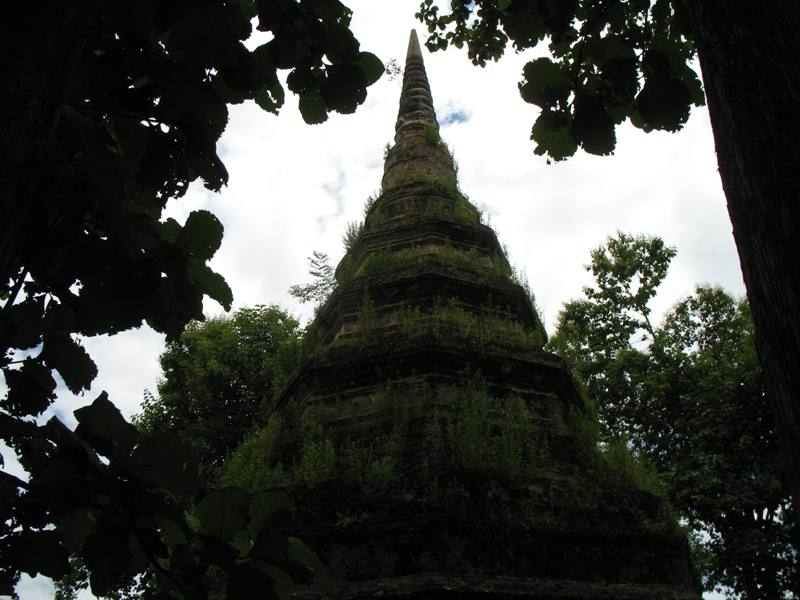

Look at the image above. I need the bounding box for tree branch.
[0,470,30,490]
[1,268,28,318]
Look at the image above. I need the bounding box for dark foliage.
[417,0,703,161]
[1,0,380,597]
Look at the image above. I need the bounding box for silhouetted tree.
[0,1,379,596]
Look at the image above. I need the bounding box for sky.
[9,2,742,598]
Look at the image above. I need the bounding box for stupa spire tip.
[382,26,454,189]
[393,28,435,135]
[407,29,423,61]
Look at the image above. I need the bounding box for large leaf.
[319,64,367,114]
[352,52,384,86]
[74,392,140,456]
[322,23,360,63]
[585,35,636,67]
[259,565,293,600]
[189,262,233,311]
[227,561,281,600]
[0,568,16,597]
[0,411,39,438]
[160,218,182,244]
[519,57,570,108]
[196,487,251,542]
[150,514,188,552]
[83,526,132,596]
[287,536,334,593]
[298,89,328,124]
[287,67,317,94]
[166,5,251,64]
[598,58,639,110]
[570,93,617,155]
[267,31,298,69]
[304,0,352,26]
[129,432,203,499]
[530,108,577,161]
[2,296,44,349]
[248,492,294,564]
[10,530,70,580]
[249,521,287,564]
[255,82,286,114]
[178,210,224,261]
[42,334,97,394]
[677,63,705,106]
[636,75,691,132]
[571,91,615,155]
[2,361,57,416]
[57,507,100,554]
[146,278,183,340]
[248,491,293,539]
[500,2,545,49]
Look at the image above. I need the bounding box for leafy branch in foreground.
[1,0,382,596]
[417,0,703,161]
[1,0,383,421]
[0,395,331,599]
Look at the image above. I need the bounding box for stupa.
[269,31,699,600]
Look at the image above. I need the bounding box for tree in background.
[0,1,379,596]
[416,0,800,513]
[549,233,798,598]
[137,305,302,473]
[288,251,336,307]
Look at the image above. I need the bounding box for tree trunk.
[685,1,800,514]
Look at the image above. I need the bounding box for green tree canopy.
[136,305,302,472]
[549,233,798,598]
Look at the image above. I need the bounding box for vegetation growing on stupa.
[137,228,795,597]
[216,141,683,547]
[221,374,674,537]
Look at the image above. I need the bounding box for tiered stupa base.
[270,30,700,600]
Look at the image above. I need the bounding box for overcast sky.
[12,2,741,598]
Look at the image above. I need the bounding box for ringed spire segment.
[382,30,456,190]
[395,29,438,138]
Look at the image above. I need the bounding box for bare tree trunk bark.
[685,1,800,514]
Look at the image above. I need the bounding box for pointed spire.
[381,30,456,190]
[395,30,437,139]
[406,28,423,60]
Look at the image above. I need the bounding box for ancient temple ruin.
[273,31,699,600]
